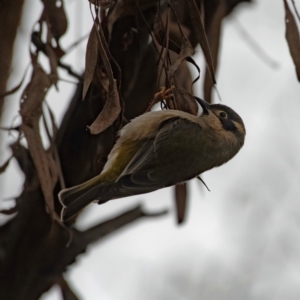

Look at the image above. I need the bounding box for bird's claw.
[154,86,175,101]
[145,86,175,112]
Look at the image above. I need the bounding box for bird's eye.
[219,111,227,118]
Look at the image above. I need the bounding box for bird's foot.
[154,86,174,101]
[146,86,175,112]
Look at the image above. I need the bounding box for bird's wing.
[117,117,183,177]
[94,116,211,202]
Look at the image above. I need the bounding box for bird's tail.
[58,174,108,221]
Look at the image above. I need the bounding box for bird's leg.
[146,85,175,112]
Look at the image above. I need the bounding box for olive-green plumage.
[59,98,245,221]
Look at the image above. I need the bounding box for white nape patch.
[119,110,199,141]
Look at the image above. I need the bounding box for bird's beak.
[194,97,211,115]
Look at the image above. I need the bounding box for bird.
[59,97,245,221]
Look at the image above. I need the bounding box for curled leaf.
[87,79,121,134]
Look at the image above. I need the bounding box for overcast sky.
[1,0,300,299]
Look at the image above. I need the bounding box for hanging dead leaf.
[87,79,121,134]
[167,35,194,81]
[154,7,200,90]
[45,44,59,85]
[186,0,216,84]
[20,64,57,217]
[96,20,116,83]
[284,0,300,81]
[153,12,165,46]
[20,65,51,124]
[165,28,197,114]
[203,1,226,102]
[85,20,122,134]
[82,25,98,100]
[42,104,65,189]
[41,0,68,41]
[172,87,198,115]
[153,11,181,54]
[174,183,188,224]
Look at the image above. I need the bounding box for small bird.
[59,97,245,221]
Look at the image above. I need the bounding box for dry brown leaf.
[20,64,57,217]
[83,25,99,99]
[284,0,300,81]
[96,22,115,82]
[87,79,121,134]
[41,113,58,187]
[43,103,65,189]
[154,6,199,109]
[86,21,121,134]
[186,0,216,84]
[20,65,51,124]
[154,9,196,114]
[172,87,198,115]
[153,12,182,54]
[41,0,68,41]
[174,183,187,224]
[203,1,226,102]
[44,102,59,138]
[153,12,167,47]
[167,36,194,81]
[45,44,59,85]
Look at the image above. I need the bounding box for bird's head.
[195,97,246,145]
